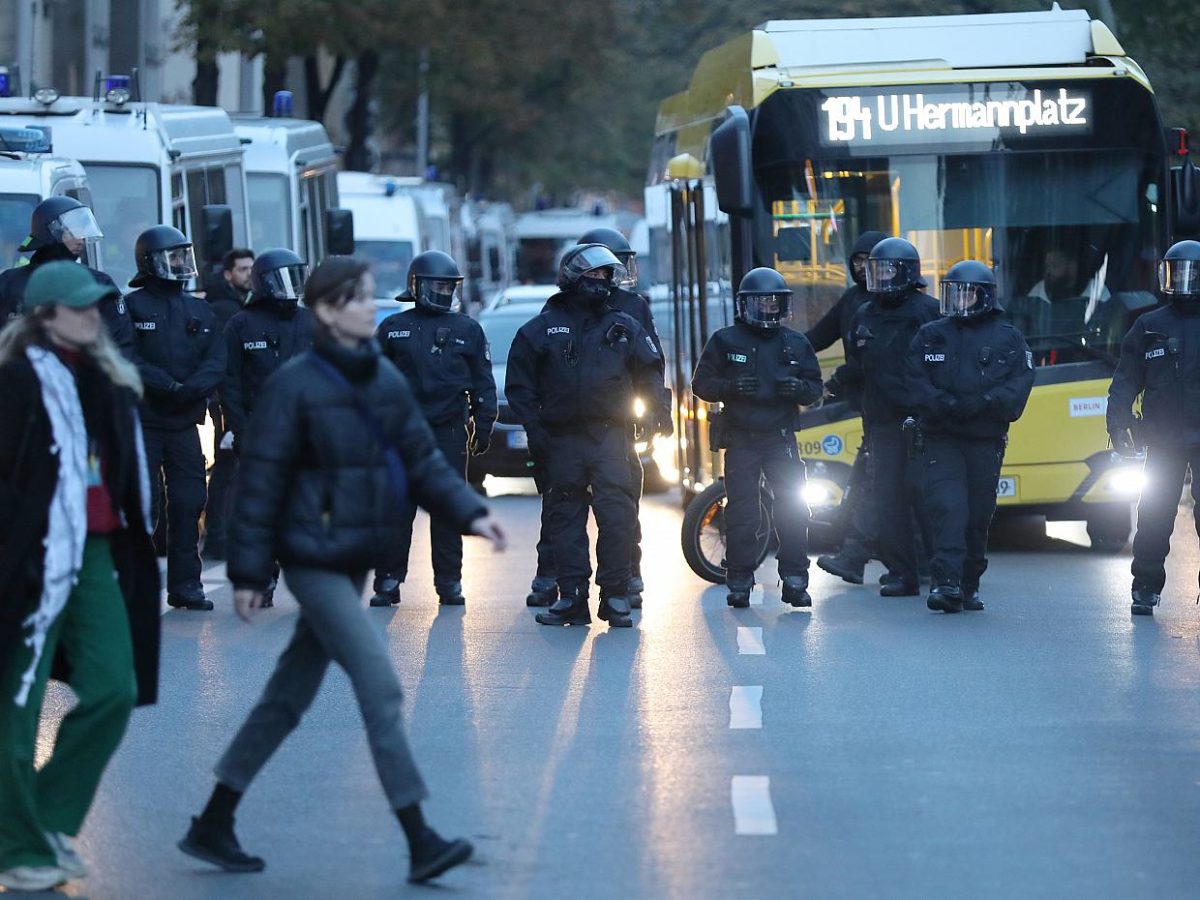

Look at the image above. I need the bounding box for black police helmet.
[940,260,998,319]
[129,225,197,288]
[402,250,464,313]
[251,248,308,303]
[557,243,625,301]
[579,227,636,287]
[865,237,922,297]
[1159,240,1200,301]
[736,267,792,330]
[20,196,97,253]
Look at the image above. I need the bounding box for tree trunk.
[344,50,380,171]
[261,55,288,117]
[192,53,219,107]
[304,54,346,124]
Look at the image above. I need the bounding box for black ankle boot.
[927,584,964,613]
[178,816,265,873]
[408,826,473,884]
[526,577,558,607]
[598,594,633,627]
[817,554,865,585]
[535,587,591,626]
[782,575,812,608]
[371,574,401,607]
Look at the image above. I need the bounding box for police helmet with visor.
[130,225,197,286]
[20,196,104,254]
[557,243,627,301]
[736,267,792,330]
[251,248,308,303]
[865,237,922,297]
[578,227,637,288]
[1158,240,1200,301]
[940,260,997,319]
[401,250,464,313]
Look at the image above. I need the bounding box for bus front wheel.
[1086,504,1132,554]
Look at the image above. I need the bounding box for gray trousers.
[214,567,428,809]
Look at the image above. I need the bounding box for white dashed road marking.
[729,686,763,729]
[731,776,778,835]
[737,626,765,655]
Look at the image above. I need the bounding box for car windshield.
[247,173,291,252]
[356,239,415,299]
[0,193,37,269]
[82,164,160,290]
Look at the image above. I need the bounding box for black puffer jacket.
[227,337,489,591]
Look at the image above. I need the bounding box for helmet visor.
[740,292,791,328]
[262,264,309,301]
[616,252,638,288]
[50,207,103,244]
[1159,258,1200,297]
[564,245,627,286]
[416,276,463,312]
[148,245,198,282]
[865,258,907,294]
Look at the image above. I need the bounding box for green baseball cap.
[23,261,118,312]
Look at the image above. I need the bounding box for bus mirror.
[326,208,355,256]
[1171,158,1200,239]
[200,205,233,267]
[710,105,754,218]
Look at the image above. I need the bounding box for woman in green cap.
[0,261,160,892]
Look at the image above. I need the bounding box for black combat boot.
[880,577,919,598]
[960,583,984,611]
[535,585,592,626]
[407,827,473,884]
[627,574,644,609]
[1131,588,1160,616]
[726,572,753,608]
[816,553,865,585]
[437,582,466,606]
[781,575,812,608]
[927,583,964,613]
[598,593,633,628]
[371,573,401,607]
[167,584,213,611]
[178,816,265,873]
[526,576,558,608]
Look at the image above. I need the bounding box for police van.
[232,112,353,262]
[0,75,248,289]
[0,126,99,271]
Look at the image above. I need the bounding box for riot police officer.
[840,237,940,596]
[692,268,823,607]
[808,230,888,585]
[1108,240,1200,616]
[506,244,662,628]
[126,226,226,610]
[523,227,672,610]
[907,261,1034,612]
[372,251,497,606]
[0,196,132,354]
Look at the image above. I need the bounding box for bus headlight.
[803,483,833,506]
[1110,466,1147,497]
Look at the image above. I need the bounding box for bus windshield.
[82,164,160,291]
[247,173,291,252]
[0,193,37,269]
[751,81,1166,366]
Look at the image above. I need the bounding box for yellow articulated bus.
[645,8,1200,579]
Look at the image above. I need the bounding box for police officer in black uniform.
[1108,240,1200,616]
[126,225,227,610]
[0,196,132,354]
[907,261,1035,612]
[523,227,672,610]
[506,244,662,628]
[201,248,254,561]
[839,237,941,596]
[372,251,497,607]
[808,230,888,585]
[692,268,823,607]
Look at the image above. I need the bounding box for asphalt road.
[30,483,1200,899]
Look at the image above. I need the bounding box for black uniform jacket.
[0,350,160,705]
[126,280,227,429]
[204,276,247,332]
[1108,303,1200,446]
[907,310,1035,439]
[841,290,941,426]
[0,249,133,355]
[227,338,488,592]
[222,300,316,436]
[376,307,497,430]
[505,291,663,437]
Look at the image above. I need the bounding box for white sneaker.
[45,831,87,879]
[0,864,69,890]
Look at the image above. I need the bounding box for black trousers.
[869,423,920,587]
[1131,444,1200,594]
[143,424,207,592]
[204,449,237,553]
[724,431,809,588]
[543,426,637,596]
[389,422,469,588]
[838,437,877,565]
[921,434,1006,592]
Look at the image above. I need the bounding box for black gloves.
[525,425,549,463]
[955,393,986,418]
[469,430,492,456]
[730,375,759,398]
[775,376,814,402]
[1109,427,1136,453]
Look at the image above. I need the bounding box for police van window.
[247,173,290,253]
[356,240,414,298]
[83,163,160,293]
[223,164,246,248]
[0,193,37,269]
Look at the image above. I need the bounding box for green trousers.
[0,537,136,869]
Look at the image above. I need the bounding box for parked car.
[484,282,557,311]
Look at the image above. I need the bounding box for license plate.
[996,476,1017,498]
[507,430,529,450]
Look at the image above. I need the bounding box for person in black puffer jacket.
[179,256,506,887]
